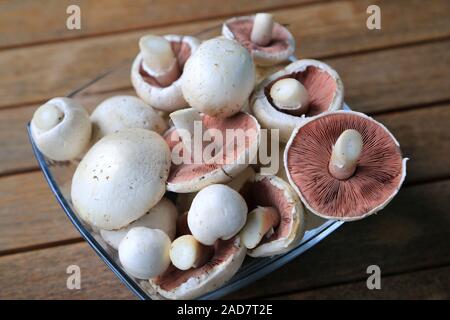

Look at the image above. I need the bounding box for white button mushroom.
[30,97,91,161]
[188,184,248,245]
[181,38,255,118]
[119,227,171,279]
[71,128,171,230]
[90,95,168,144]
[100,198,178,249]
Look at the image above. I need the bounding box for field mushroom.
[71,128,171,230]
[181,37,255,118]
[164,111,260,193]
[100,198,178,249]
[188,184,248,245]
[30,97,91,161]
[285,110,408,221]
[131,34,200,112]
[169,235,214,270]
[240,174,305,257]
[222,13,295,66]
[251,59,344,142]
[119,227,171,279]
[90,95,167,144]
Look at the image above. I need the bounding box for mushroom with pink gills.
[284,110,408,221]
[131,34,200,112]
[149,184,248,300]
[71,128,171,230]
[222,13,295,66]
[251,59,344,142]
[30,97,92,161]
[90,95,167,144]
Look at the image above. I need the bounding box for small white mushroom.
[240,206,280,249]
[169,235,213,270]
[90,95,167,144]
[30,97,91,161]
[270,78,310,116]
[181,38,255,118]
[100,198,178,249]
[119,227,171,279]
[188,184,248,245]
[250,13,274,46]
[329,129,363,180]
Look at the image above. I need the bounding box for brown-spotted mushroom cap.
[164,112,260,193]
[131,34,200,112]
[285,110,408,221]
[240,174,305,257]
[251,59,344,142]
[222,14,295,66]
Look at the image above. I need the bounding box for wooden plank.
[0,179,448,299]
[1,0,450,109]
[276,265,450,299]
[0,0,316,49]
[226,179,450,299]
[0,242,135,299]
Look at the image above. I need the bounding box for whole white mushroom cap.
[181,37,255,118]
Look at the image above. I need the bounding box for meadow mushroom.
[240,174,305,257]
[222,13,295,66]
[131,34,200,112]
[181,37,255,118]
[285,110,408,221]
[30,97,91,161]
[169,235,213,270]
[251,59,344,142]
[164,111,260,193]
[119,227,171,279]
[90,95,167,144]
[71,129,171,230]
[188,184,247,245]
[100,198,178,249]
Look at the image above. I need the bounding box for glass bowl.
[27,25,346,300]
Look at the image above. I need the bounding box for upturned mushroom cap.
[30,97,92,161]
[71,128,171,230]
[100,198,178,249]
[131,34,200,112]
[90,95,167,144]
[181,37,255,118]
[251,59,344,142]
[222,15,295,66]
[164,112,260,193]
[119,227,171,279]
[240,174,305,257]
[285,110,408,221]
[188,184,248,245]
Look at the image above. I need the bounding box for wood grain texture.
[0,242,135,299]
[276,265,450,299]
[1,0,450,109]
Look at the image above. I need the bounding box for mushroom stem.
[241,206,280,249]
[170,108,204,161]
[329,129,363,180]
[270,78,310,116]
[139,35,180,87]
[170,235,214,270]
[251,13,274,46]
[32,103,64,131]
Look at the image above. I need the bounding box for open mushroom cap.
[164,112,260,193]
[30,97,92,161]
[100,197,178,249]
[285,110,408,221]
[131,34,200,112]
[90,95,167,144]
[251,59,344,142]
[222,15,295,66]
[71,128,171,230]
[240,174,305,257]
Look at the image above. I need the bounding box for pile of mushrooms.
[29,12,407,300]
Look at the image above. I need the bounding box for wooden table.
[1,0,449,300]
